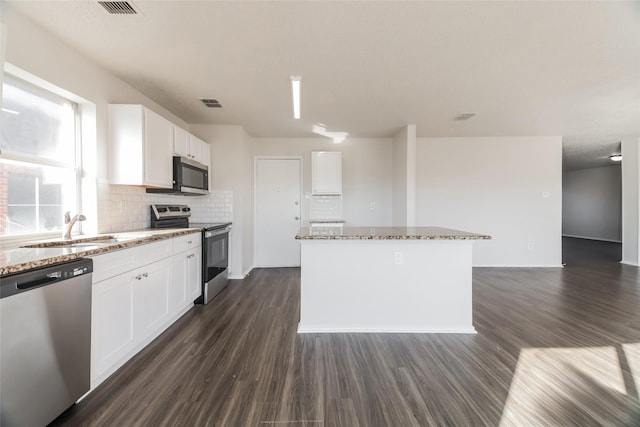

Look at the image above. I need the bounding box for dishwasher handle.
[1,258,93,299]
[17,275,59,290]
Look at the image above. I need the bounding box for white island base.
[298,236,481,334]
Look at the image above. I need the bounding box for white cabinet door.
[143,108,174,187]
[172,247,201,312]
[136,259,172,342]
[189,134,210,166]
[200,139,211,167]
[188,248,202,301]
[312,151,342,195]
[91,271,136,385]
[109,104,173,188]
[174,126,190,158]
[171,250,190,312]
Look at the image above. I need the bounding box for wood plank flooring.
[52,238,640,426]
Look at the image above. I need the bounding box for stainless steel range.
[150,204,231,304]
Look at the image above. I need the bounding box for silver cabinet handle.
[295,217,299,220]
[187,254,195,259]
[143,272,149,278]
[187,240,192,244]
[135,275,142,280]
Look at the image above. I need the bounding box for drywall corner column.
[391,124,416,226]
[392,127,408,226]
[621,138,640,266]
[191,124,253,278]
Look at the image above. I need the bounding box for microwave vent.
[98,1,138,14]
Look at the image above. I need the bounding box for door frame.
[253,156,303,267]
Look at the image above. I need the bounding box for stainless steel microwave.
[147,156,208,196]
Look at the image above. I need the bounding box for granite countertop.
[296,226,492,240]
[0,228,202,276]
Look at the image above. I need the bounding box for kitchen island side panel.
[298,240,475,333]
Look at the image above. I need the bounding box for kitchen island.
[295,226,491,333]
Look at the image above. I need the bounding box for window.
[1,75,80,238]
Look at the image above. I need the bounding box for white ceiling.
[4,1,640,170]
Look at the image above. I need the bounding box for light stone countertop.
[0,228,202,276]
[296,226,492,240]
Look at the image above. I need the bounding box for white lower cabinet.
[136,259,172,344]
[172,247,201,312]
[90,233,201,389]
[91,270,136,383]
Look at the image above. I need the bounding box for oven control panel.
[151,204,191,220]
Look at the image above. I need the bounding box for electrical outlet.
[369,202,376,210]
[394,251,404,265]
[527,242,534,250]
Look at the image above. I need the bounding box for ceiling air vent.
[454,113,477,121]
[98,1,138,14]
[201,99,222,108]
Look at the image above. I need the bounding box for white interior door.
[255,158,301,267]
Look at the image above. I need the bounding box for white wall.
[563,166,622,242]
[3,6,192,235]
[416,136,563,267]
[622,138,640,266]
[252,137,393,227]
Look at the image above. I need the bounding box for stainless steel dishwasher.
[0,258,93,427]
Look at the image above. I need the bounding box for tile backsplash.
[309,195,343,220]
[98,183,233,233]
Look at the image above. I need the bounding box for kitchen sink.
[22,235,136,249]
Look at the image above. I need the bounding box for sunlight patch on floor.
[624,343,640,392]
[499,346,639,426]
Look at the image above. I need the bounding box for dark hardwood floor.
[53,238,640,426]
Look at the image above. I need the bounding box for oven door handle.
[205,228,230,238]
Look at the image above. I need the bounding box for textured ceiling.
[4,1,640,170]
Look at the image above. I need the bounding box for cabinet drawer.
[173,233,201,254]
[138,239,173,266]
[91,247,139,283]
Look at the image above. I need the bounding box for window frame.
[0,73,82,246]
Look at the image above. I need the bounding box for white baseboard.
[474,264,564,268]
[621,260,640,267]
[228,265,255,280]
[297,324,477,334]
[563,234,622,243]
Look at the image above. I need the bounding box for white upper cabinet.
[189,134,210,167]
[173,126,190,158]
[199,137,211,168]
[174,127,210,167]
[109,104,174,188]
[312,151,342,195]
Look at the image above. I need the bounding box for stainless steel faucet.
[63,211,86,240]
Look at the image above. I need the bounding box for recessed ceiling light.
[454,113,477,121]
[290,76,302,119]
[609,154,622,162]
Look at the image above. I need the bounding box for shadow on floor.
[563,236,622,266]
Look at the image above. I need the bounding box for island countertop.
[296,226,491,240]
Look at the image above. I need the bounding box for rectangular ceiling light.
[290,76,302,119]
